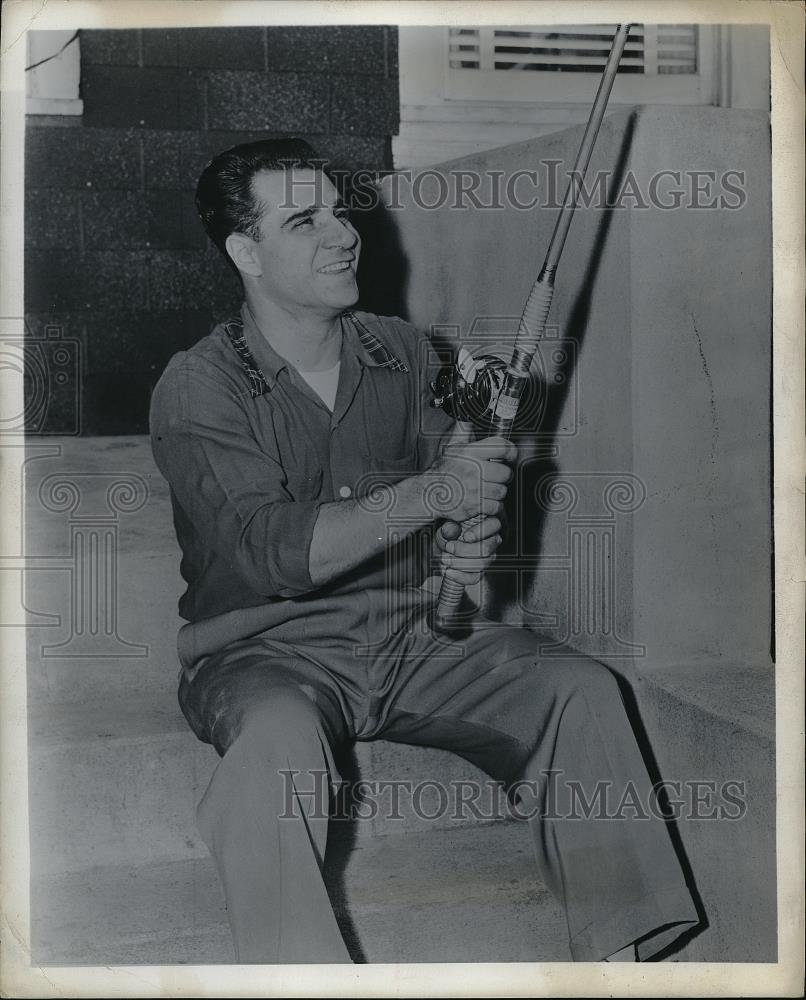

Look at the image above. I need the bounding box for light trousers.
[180,600,700,963]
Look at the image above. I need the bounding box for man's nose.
[323,213,358,249]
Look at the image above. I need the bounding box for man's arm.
[151,361,325,599]
[309,426,515,586]
[150,357,516,598]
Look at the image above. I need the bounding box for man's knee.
[541,655,622,705]
[197,686,332,840]
[213,684,326,758]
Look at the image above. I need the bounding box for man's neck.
[244,292,343,373]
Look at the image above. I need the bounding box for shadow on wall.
[353,113,638,615]
[353,192,411,323]
[489,111,638,617]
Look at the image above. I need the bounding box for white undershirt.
[297,360,341,412]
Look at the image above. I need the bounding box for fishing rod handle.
[433,513,486,628]
[433,278,554,629]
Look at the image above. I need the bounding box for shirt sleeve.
[374,314,457,471]
[149,360,320,599]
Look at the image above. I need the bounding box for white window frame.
[395,24,769,168]
[444,25,715,105]
[26,30,83,116]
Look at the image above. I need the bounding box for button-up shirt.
[150,303,455,669]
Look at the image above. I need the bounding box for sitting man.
[149,138,699,964]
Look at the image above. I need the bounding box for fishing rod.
[431,23,635,632]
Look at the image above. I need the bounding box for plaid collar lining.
[224,311,408,398]
[346,311,409,374]
[223,319,271,397]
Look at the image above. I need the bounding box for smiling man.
[149,138,700,965]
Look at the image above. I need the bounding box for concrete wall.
[378,105,772,675]
[24,26,399,434]
[375,103,775,960]
[628,108,771,674]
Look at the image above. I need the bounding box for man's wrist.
[392,472,441,527]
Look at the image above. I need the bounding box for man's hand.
[435,515,503,587]
[429,424,518,522]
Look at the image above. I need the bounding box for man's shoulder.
[150,318,249,427]
[156,320,242,389]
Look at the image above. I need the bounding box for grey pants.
[180,604,700,963]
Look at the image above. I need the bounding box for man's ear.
[225,232,262,277]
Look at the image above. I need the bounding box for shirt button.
[339,485,352,499]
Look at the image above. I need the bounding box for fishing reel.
[429,345,512,431]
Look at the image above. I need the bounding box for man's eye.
[294,217,314,229]
[334,209,350,222]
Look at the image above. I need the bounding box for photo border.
[1,1,803,996]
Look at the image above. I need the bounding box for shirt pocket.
[360,451,419,487]
[284,466,324,502]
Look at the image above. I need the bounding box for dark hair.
[195,138,324,268]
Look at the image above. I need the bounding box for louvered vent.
[448,25,697,75]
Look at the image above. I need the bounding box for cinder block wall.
[25,26,399,434]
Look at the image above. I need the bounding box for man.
[150,138,699,964]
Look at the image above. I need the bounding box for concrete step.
[25,553,184,705]
[29,691,509,877]
[21,436,185,706]
[619,659,776,962]
[31,822,569,965]
[27,663,778,962]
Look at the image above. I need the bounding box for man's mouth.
[317,259,354,275]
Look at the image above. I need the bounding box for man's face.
[245,168,361,317]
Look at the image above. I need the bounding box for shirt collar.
[346,311,410,373]
[224,303,408,397]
